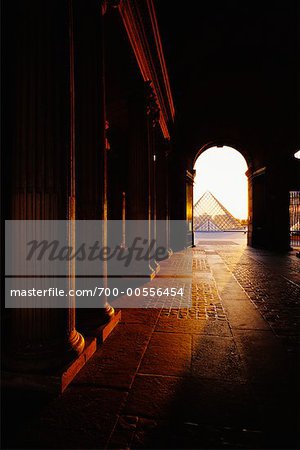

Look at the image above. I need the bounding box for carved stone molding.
[145,80,160,127]
[117,0,174,140]
[102,0,121,15]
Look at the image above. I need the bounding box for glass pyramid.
[194,191,244,231]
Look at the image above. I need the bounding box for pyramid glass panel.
[194,191,244,231]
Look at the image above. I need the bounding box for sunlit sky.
[193,146,248,220]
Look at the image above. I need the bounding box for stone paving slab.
[205,254,270,329]
[108,415,265,449]
[124,374,260,428]
[9,387,128,449]
[233,329,294,383]
[192,335,246,382]
[155,316,232,336]
[72,323,154,389]
[139,332,192,376]
[249,381,299,449]
[119,308,160,325]
[222,299,271,330]
[123,374,180,419]
[218,286,250,301]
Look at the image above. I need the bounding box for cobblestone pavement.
[3,241,299,450]
[214,245,300,339]
[158,249,227,320]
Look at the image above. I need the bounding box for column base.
[78,306,121,340]
[140,263,159,279]
[2,311,122,393]
[2,337,96,394]
[90,309,121,343]
[167,248,173,257]
[3,330,85,374]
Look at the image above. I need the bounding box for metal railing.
[289,191,300,249]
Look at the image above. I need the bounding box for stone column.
[118,82,156,276]
[264,160,291,250]
[73,0,115,334]
[154,136,172,258]
[185,170,195,248]
[248,152,292,251]
[248,167,267,248]
[126,85,149,221]
[146,81,161,272]
[3,0,84,372]
[246,166,254,247]
[169,149,189,252]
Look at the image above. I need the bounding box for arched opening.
[193,145,248,245]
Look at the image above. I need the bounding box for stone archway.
[193,139,252,169]
[189,141,252,246]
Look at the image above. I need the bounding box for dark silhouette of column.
[73,0,115,334]
[3,0,84,372]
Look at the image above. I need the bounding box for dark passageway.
[1,1,299,449]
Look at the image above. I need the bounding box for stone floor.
[2,234,300,449]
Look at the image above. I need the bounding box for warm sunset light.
[3,3,299,450]
[194,146,248,220]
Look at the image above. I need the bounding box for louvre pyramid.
[194,191,244,231]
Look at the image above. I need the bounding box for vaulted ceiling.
[155,0,299,163]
